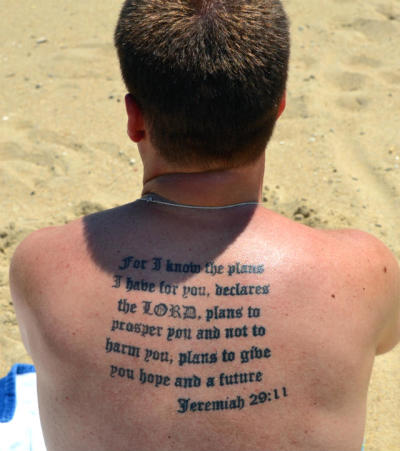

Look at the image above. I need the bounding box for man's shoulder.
[321,228,399,275]
[9,202,137,298]
[294,223,400,353]
[259,213,400,352]
[11,219,85,267]
[258,208,395,263]
[9,220,86,303]
[322,228,400,353]
[266,208,395,258]
[300,226,399,297]
[9,220,86,354]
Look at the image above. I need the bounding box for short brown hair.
[115,0,290,168]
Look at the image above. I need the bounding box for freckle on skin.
[331,294,335,299]
[383,267,387,273]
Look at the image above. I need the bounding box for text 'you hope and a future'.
[105,256,288,414]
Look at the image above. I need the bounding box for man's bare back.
[9,0,400,449]
[10,196,400,451]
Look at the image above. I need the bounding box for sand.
[0,0,399,449]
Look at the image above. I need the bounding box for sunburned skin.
[9,199,400,451]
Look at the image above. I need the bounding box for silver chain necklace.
[140,194,261,210]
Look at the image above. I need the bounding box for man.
[10,1,400,450]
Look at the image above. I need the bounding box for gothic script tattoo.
[104,256,288,412]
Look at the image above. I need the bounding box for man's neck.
[142,158,265,207]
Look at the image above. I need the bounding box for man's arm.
[330,228,400,355]
[9,227,57,356]
[362,233,400,355]
[375,246,400,354]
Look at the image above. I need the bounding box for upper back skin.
[10,201,400,451]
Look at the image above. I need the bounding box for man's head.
[115,0,290,169]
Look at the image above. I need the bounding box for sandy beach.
[0,0,399,449]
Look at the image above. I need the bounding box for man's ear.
[277,92,286,119]
[125,94,145,143]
